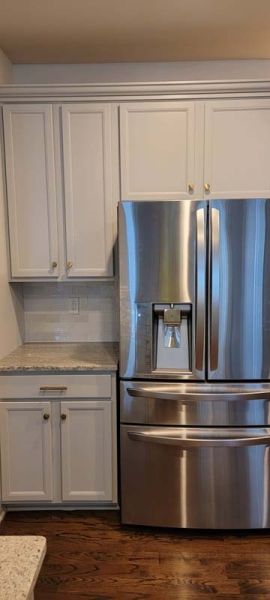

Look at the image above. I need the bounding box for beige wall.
[0,48,23,358]
[12,59,270,84]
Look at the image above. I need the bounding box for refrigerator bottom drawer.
[120,425,270,529]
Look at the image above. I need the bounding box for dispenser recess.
[153,304,191,371]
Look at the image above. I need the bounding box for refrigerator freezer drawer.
[121,381,270,426]
[121,425,270,529]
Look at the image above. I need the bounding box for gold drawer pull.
[40,386,68,392]
[51,261,57,269]
[204,183,211,193]
[188,183,194,193]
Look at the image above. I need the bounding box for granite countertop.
[0,536,46,599]
[0,342,119,373]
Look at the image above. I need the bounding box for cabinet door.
[0,401,53,501]
[3,105,59,277]
[61,104,114,277]
[61,400,113,501]
[120,101,200,200]
[204,100,270,199]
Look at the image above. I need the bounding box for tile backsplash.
[23,282,119,342]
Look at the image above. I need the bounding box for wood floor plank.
[2,511,270,599]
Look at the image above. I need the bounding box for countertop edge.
[0,366,118,374]
[0,342,119,374]
[0,536,47,600]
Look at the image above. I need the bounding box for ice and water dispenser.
[153,304,191,370]
[153,303,192,372]
[135,300,193,376]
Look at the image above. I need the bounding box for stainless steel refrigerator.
[119,199,270,529]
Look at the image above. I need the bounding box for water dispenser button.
[164,308,181,325]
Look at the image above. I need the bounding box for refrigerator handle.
[128,430,270,448]
[195,208,206,371]
[210,208,220,372]
[126,387,270,401]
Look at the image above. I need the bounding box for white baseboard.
[0,508,6,524]
[4,504,120,511]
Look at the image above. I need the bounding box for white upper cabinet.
[60,400,113,502]
[3,105,59,278]
[4,94,270,280]
[120,102,201,200]
[204,99,270,199]
[61,104,114,277]
[120,98,270,202]
[3,102,115,280]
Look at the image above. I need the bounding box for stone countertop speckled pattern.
[0,342,119,373]
[0,536,46,599]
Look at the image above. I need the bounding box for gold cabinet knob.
[188,183,194,194]
[51,261,57,269]
[67,261,73,270]
[61,414,67,421]
[43,413,50,420]
[204,183,211,193]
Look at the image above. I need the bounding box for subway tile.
[22,282,119,343]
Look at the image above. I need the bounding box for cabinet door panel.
[3,105,59,277]
[0,401,53,501]
[61,400,113,501]
[120,102,199,200]
[62,104,114,277]
[204,100,270,199]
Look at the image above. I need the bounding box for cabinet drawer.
[0,374,111,399]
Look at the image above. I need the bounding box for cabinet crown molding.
[1,79,270,101]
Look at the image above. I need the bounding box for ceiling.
[0,0,270,64]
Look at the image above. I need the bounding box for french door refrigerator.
[119,199,270,529]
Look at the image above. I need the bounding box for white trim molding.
[1,79,270,102]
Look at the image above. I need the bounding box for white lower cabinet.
[0,401,53,502]
[0,376,117,506]
[61,400,113,501]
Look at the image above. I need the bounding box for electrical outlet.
[69,297,80,314]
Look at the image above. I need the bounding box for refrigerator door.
[119,201,207,380]
[209,198,270,380]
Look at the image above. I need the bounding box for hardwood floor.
[2,511,270,599]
